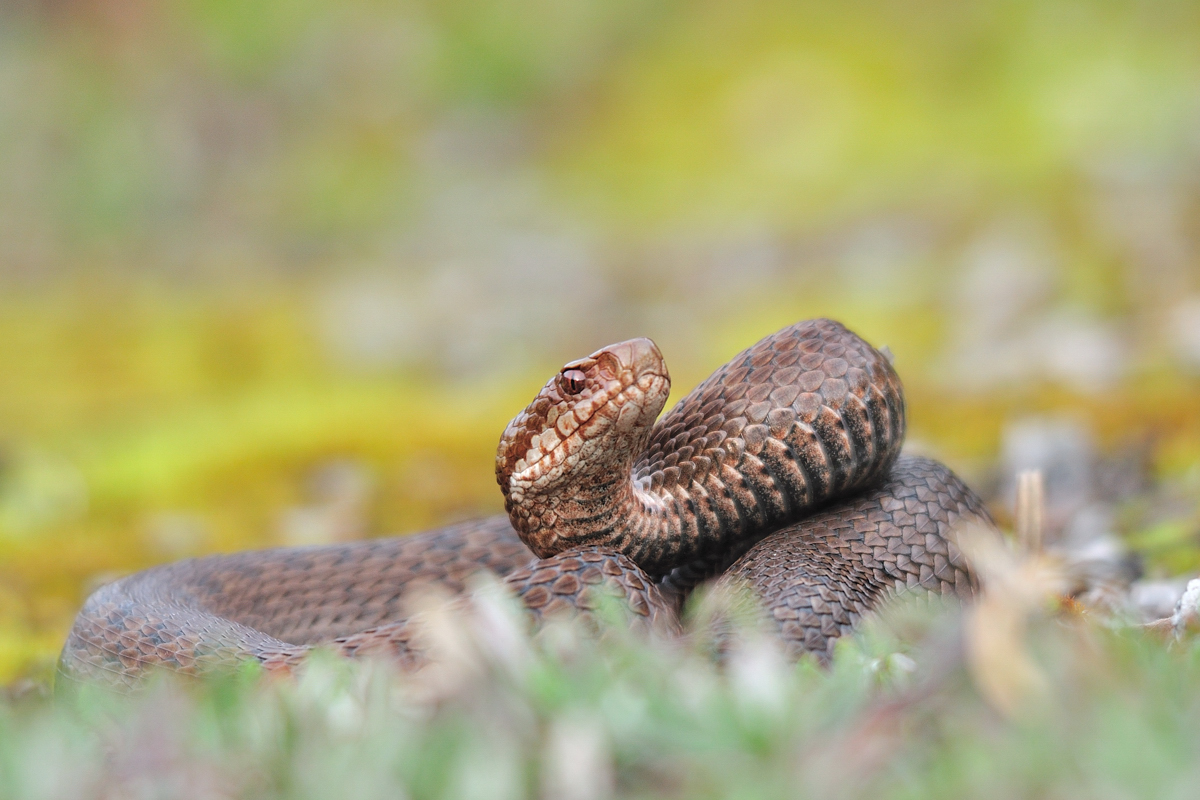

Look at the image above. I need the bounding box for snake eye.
[559,369,587,395]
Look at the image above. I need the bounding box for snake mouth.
[511,370,669,484]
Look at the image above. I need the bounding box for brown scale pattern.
[638,318,904,497]
[717,456,991,661]
[267,548,680,676]
[185,519,532,644]
[58,520,680,691]
[639,318,905,584]
[58,518,532,691]
[504,547,680,634]
[496,319,906,582]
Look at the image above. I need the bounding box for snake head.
[496,338,671,557]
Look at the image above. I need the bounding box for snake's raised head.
[496,337,670,557]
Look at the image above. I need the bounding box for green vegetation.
[8,585,1200,799]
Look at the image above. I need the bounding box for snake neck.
[503,455,704,579]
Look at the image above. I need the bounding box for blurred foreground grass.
[7,580,1200,799]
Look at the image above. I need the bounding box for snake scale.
[59,319,992,691]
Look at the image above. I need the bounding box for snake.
[58,319,992,691]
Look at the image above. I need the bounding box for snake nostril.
[560,369,587,395]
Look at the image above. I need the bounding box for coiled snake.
[59,319,992,690]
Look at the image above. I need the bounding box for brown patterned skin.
[504,547,680,633]
[58,518,529,691]
[716,456,991,661]
[497,319,905,581]
[58,520,678,691]
[268,547,680,678]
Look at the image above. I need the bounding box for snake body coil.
[60,319,992,691]
[717,455,984,660]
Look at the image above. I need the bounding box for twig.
[1015,470,1045,554]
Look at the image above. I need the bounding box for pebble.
[1171,578,1200,634]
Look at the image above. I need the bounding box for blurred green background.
[2,0,1200,684]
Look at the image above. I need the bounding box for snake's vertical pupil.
[560,369,587,395]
